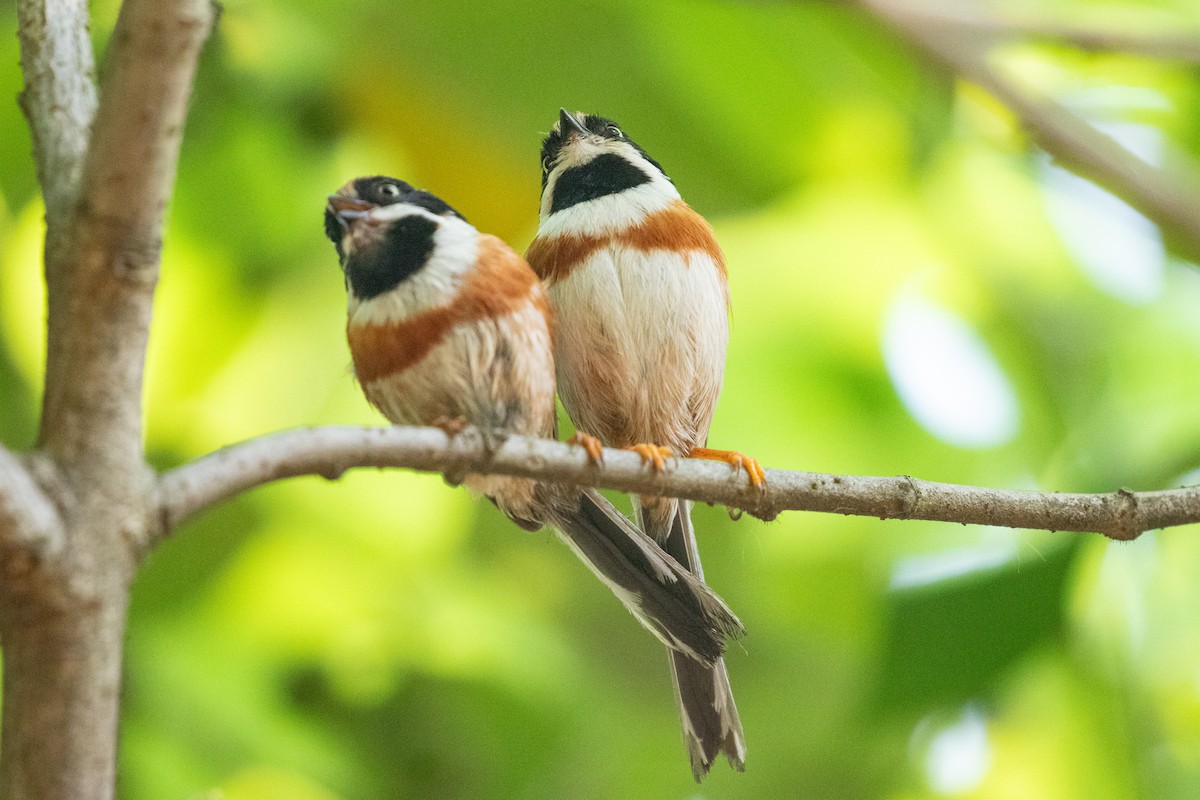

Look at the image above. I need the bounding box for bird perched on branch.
[527,110,763,780]
[323,175,743,670]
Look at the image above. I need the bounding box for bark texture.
[6,1,214,798]
[157,426,1200,544]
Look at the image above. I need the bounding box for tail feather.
[641,499,746,781]
[544,488,743,665]
[671,651,745,780]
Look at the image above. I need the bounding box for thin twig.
[884,3,1200,64]
[151,425,1200,550]
[856,0,1200,264]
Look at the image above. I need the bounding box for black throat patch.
[549,153,651,214]
[344,214,439,301]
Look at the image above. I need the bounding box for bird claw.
[432,417,501,486]
[567,431,606,464]
[431,416,470,438]
[689,447,767,490]
[627,443,675,473]
[431,417,507,456]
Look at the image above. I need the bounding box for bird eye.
[377,182,402,200]
[606,124,623,138]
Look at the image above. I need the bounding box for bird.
[322,175,744,674]
[526,110,764,780]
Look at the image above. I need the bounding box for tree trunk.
[3,0,212,789]
[0,561,132,800]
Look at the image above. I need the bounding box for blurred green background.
[4,0,1200,797]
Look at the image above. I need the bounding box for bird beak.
[327,194,373,217]
[559,108,589,138]
[326,194,374,231]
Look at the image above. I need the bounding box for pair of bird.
[323,109,761,781]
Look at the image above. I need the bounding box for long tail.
[543,488,743,665]
[640,498,746,782]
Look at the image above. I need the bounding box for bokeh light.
[2,0,1199,797]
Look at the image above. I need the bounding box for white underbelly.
[549,246,729,450]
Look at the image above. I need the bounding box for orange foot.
[689,447,767,489]
[431,416,470,438]
[627,443,675,473]
[567,431,606,464]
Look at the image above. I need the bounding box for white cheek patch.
[368,202,439,223]
[540,139,680,227]
[347,213,480,326]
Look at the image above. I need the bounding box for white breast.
[537,178,680,237]
[550,246,729,451]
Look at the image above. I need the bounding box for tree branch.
[0,448,62,559]
[879,3,1200,64]
[16,0,97,228]
[855,0,1200,265]
[151,425,1200,551]
[17,0,98,447]
[37,0,214,464]
[78,0,212,265]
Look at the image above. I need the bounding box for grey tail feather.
[640,499,746,781]
[544,488,743,665]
